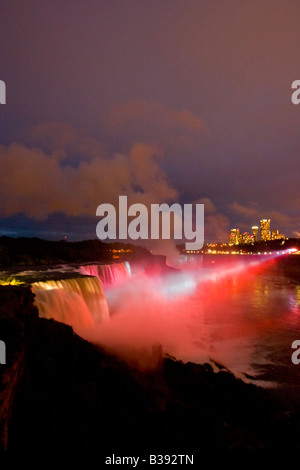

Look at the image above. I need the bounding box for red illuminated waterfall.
[79,261,131,285]
[32,276,109,335]
[31,262,131,337]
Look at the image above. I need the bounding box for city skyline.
[229,218,286,245]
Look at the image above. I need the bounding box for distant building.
[229,228,239,245]
[260,219,271,241]
[236,232,254,244]
[241,232,254,244]
[271,229,285,240]
[271,229,279,240]
[252,226,259,242]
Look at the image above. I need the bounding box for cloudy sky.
[1,0,300,243]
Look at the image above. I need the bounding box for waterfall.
[32,276,109,335]
[79,261,131,286]
[31,262,131,336]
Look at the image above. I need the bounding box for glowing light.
[0,278,25,286]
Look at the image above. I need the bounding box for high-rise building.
[271,229,285,240]
[252,226,259,242]
[241,232,253,244]
[229,228,239,245]
[260,219,271,241]
[271,229,279,240]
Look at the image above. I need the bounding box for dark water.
[184,258,300,406]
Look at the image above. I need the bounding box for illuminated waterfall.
[79,261,131,285]
[31,263,131,337]
[32,277,109,335]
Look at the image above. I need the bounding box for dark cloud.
[0,140,178,219]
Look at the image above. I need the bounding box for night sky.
[1,0,300,244]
